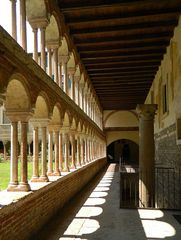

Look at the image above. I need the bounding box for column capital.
[30,118,50,128]
[46,40,60,49]
[59,55,69,64]
[68,67,76,76]
[136,104,157,120]
[6,110,33,122]
[74,75,80,82]
[29,17,49,29]
[48,124,62,132]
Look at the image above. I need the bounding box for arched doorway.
[107,139,139,165]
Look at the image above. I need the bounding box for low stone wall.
[0,158,107,240]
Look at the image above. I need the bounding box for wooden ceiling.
[58,0,181,110]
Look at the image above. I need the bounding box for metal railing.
[120,164,181,209]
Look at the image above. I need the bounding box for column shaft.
[19,122,30,191]
[20,0,27,51]
[70,134,76,169]
[32,28,38,62]
[8,121,18,190]
[53,48,59,85]
[64,133,70,172]
[54,131,60,175]
[59,133,63,171]
[40,27,46,70]
[47,48,52,77]
[11,0,17,40]
[40,127,48,181]
[47,131,53,175]
[31,126,39,181]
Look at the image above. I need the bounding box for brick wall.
[0,158,107,240]
[155,124,181,209]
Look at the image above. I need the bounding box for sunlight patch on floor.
[138,209,176,239]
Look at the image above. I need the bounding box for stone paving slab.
[33,164,181,240]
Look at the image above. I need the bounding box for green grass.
[0,160,34,190]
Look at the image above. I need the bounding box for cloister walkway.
[31,164,181,240]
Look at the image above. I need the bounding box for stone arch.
[46,14,60,46]
[33,93,50,118]
[59,36,69,56]
[104,110,138,128]
[107,138,139,165]
[67,52,76,68]
[50,104,62,125]
[26,0,47,19]
[5,76,31,111]
[62,111,71,128]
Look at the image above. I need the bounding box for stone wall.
[155,123,181,168]
[0,158,107,240]
[154,124,181,209]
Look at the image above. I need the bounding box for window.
[162,84,168,114]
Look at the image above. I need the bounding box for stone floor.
[32,164,181,240]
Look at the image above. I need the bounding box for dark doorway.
[107,139,139,165]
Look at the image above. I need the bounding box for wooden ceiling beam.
[70,20,177,35]
[74,31,172,44]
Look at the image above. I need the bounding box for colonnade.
[9,0,102,129]
[6,115,105,192]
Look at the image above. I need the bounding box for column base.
[18,183,31,192]
[47,171,54,176]
[39,175,49,182]
[53,171,61,176]
[70,164,76,169]
[30,176,40,182]
[7,182,18,192]
[62,167,70,172]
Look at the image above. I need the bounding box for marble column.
[54,130,60,175]
[47,130,53,175]
[70,133,76,169]
[59,132,63,172]
[68,68,75,101]
[76,135,81,167]
[10,0,17,40]
[7,121,18,190]
[32,28,38,62]
[19,121,30,191]
[60,56,69,94]
[40,27,46,70]
[47,47,52,78]
[39,126,49,181]
[64,133,70,172]
[136,104,157,208]
[80,137,85,165]
[31,126,39,181]
[20,0,27,51]
[53,48,59,85]
[59,63,63,88]
[3,141,7,161]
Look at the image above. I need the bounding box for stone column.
[80,136,85,165]
[47,47,52,78]
[74,76,80,106]
[7,121,18,190]
[60,56,69,94]
[76,135,81,167]
[68,68,76,101]
[54,130,60,175]
[59,132,63,171]
[64,132,70,172]
[10,0,17,40]
[40,27,46,70]
[47,130,53,175]
[39,126,49,181]
[32,28,38,62]
[19,121,30,191]
[20,0,27,51]
[70,133,76,169]
[3,141,7,161]
[53,47,59,85]
[59,63,63,88]
[31,126,39,181]
[136,104,157,208]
